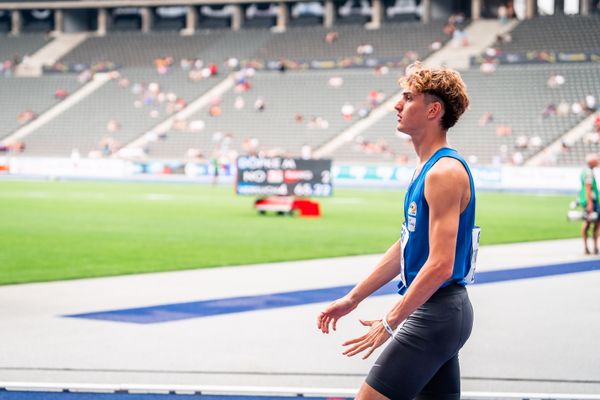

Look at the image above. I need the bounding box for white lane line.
[1,382,600,399]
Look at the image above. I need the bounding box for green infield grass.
[0,180,580,285]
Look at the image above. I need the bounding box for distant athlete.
[317,63,478,399]
[580,153,599,255]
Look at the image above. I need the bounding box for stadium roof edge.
[0,0,296,10]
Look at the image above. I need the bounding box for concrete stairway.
[425,19,519,70]
[16,33,89,77]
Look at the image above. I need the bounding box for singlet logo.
[408,201,417,216]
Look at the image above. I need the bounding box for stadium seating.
[491,14,600,53]
[251,21,447,62]
[0,33,51,64]
[555,135,600,166]
[330,63,600,165]
[0,74,81,140]
[145,68,401,160]
[3,13,598,167]
[20,68,222,157]
[58,21,447,68]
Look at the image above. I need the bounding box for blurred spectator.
[497,4,508,24]
[585,95,597,112]
[547,73,565,89]
[17,110,37,125]
[478,112,493,126]
[77,69,93,84]
[430,41,442,51]
[99,136,120,157]
[307,116,329,130]
[484,47,499,57]
[189,120,206,132]
[172,118,188,131]
[512,151,524,165]
[515,135,528,149]
[0,141,25,152]
[243,137,260,155]
[495,124,512,136]
[374,66,389,76]
[452,27,469,47]
[107,119,121,132]
[357,106,370,118]
[357,44,374,56]
[209,104,222,117]
[234,96,245,110]
[367,90,385,108]
[341,103,355,120]
[254,97,266,112]
[301,144,312,159]
[226,57,239,70]
[443,22,455,36]
[557,101,570,116]
[325,31,339,44]
[54,88,69,100]
[154,56,173,75]
[480,61,497,74]
[188,69,204,82]
[328,76,344,88]
[185,148,205,162]
[496,32,512,44]
[542,103,557,118]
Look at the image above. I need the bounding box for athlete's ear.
[427,101,444,120]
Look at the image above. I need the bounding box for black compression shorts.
[366,284,474,400]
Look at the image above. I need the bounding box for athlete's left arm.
[342,158,468,359]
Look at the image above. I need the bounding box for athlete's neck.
[412,130,449,167]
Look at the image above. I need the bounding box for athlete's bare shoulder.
[425,156,471,210]
[427,157,468,186]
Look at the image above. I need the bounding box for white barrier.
[0,157,586,193]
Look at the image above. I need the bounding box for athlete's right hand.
[317,296,357,334]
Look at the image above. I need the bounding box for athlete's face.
[394,88,430,136]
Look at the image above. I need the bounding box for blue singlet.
[398,147,480,295]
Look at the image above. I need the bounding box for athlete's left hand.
[342,319,391,360]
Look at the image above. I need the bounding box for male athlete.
[580,153,599,255]
[317,63,478,399]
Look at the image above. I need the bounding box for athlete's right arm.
[317,241,401,334]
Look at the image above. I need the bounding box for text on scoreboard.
[236,156,333,197]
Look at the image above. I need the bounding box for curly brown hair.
[399,62,470,131]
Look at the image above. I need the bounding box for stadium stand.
[11,19,450,160]
[251,20,447,62]
[330,63,600,166]
[490,14,600,53]
[58,31,230,67]
[20,68,222,157]
[0,33,52,67]
[555,127,600,166]
[3,11,599,167]
[58,20,448,68]
[0,74,82,140]
[144,68,402,161]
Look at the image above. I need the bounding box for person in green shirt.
[580,154,599,255]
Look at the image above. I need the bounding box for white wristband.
[382,317,395,336]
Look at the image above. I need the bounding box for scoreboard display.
[236,156,333,197]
